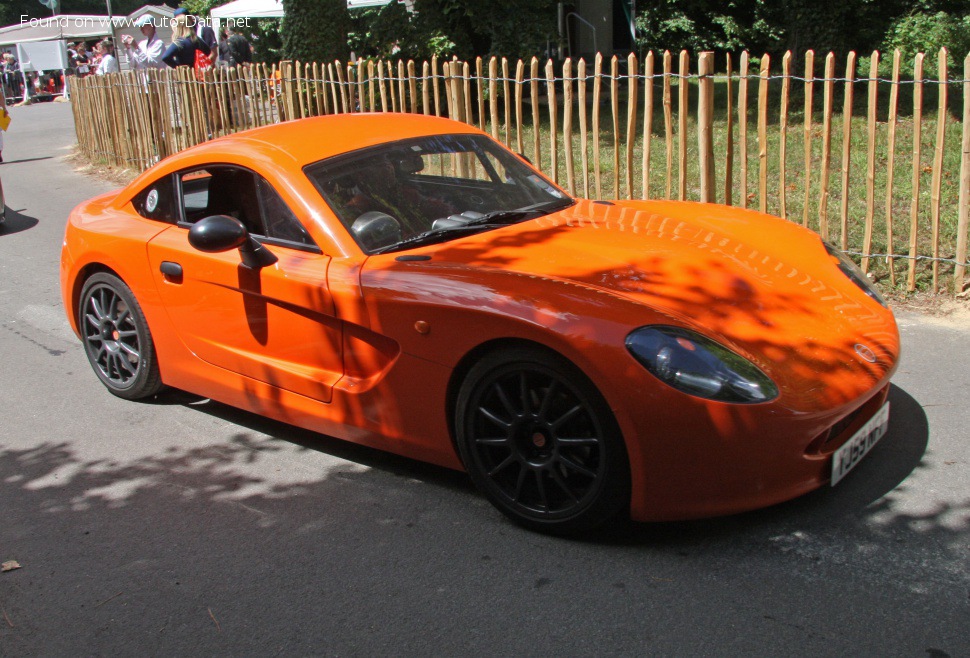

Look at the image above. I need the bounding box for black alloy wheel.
[456,347,630,533]
[79,273,162,400]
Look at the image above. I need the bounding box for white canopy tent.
[209,0,283,38]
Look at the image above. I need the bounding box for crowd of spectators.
[1,9,254,104]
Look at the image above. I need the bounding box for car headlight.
[824,242,887,307]
[625,326,778,404]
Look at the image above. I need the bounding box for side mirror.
[188,215,278,269]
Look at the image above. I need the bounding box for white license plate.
[831,402,890,486]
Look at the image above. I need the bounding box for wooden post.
[531,57,541,168]
[442,61,454,119]
[907,54,925,289]
[421,61,430,115]
[840,52,856,250]
[352,60,365,114]
[955,53,970,294]
[378,60,389,112]
[802,50,815,227]
[863,52,880,274]
[398,60,407,113]
[818,52,836,242]
[332,61,347,113]
[625,53,638,200]
[546,59,559,184]
[931,48,948,292]
[677,50,689,200]
[366,60,375,111]
[464,62,473,126]
[386,61,396,112]
[502,58,511,145]
[295,61,306,119]
[663,51,673,200]
[697,51,714,203]
[515,59,524,153]
[885,51,901,285]
[406,60,416,113]
[489,57,500,139]
[579,58,590,198]
[738,52,749,208]
[642,51,654,200]
[476,57,485,131]
[779,51,792,218]
[432,55,441,116]
[611,55,621,199]
[564,58,575,195]
[758,55,770,213]
[724,53,734,205]
[593,53,603,198]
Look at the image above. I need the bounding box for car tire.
[456,347,630,534]
[79,272,163,400]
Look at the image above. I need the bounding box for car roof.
[117,113,485,211]
[197,112,481,168]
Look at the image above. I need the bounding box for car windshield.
[305,134,573,254]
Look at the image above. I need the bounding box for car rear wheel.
[79,273,162,400]
[456,347,630,534]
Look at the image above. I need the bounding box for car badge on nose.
[854,344,877,363]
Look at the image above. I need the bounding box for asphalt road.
[1,102,968,656]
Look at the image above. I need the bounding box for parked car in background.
[60,113,900,533]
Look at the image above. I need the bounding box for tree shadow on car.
[0,207,39,236]
[592,383,930,545]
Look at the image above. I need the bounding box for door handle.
[160,261,183,282]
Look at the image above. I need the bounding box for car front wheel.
[79,272,162,400]
[456,347,630,534]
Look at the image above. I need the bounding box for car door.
[145,165,342,403]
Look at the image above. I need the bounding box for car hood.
[427,199,899,407]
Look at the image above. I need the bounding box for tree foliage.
[348,2,455,60]
[281,0,349,62]
[633,0,970,58]
[877,10,970,75]
[345,0,558,61]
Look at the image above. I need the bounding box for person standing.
[74,44,91,77]
[216,27,232,67]
[0,105,8,163]
[95,39,119,75]
[161,14,211,68]
[226,25,253,66]
[2,53,22,100]
[122,16,166,69]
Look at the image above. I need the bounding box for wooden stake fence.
[72,50,970,295]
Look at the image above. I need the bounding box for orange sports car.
[61,114,899,533]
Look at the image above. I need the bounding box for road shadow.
[1,156,53,166]
[2,381,965,655]
[0,207,39,235]
[144,380,935,545]
[144,385,473,494]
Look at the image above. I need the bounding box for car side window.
[178,166,262,234]
[132,175,177,223]
[254,175,315,247]
[177,166,316,250]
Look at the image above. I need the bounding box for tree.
[281,0,349,62]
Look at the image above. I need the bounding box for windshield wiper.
[370,222,509,254]
[471,199,576,226]
[370,199,575,255]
